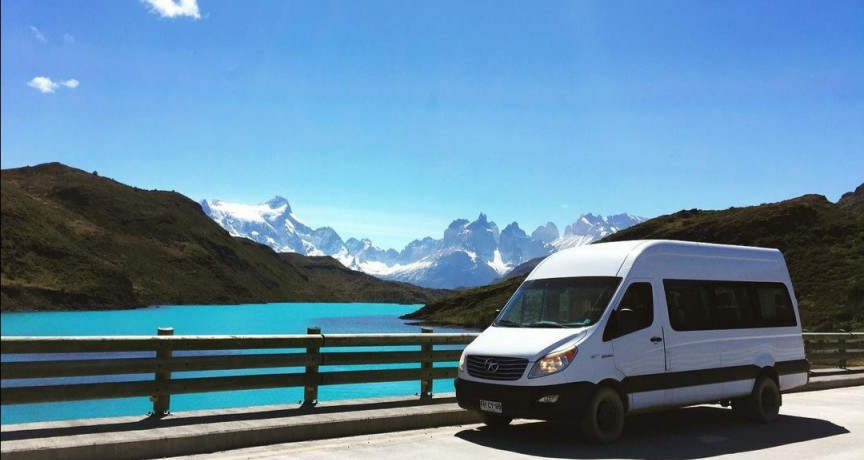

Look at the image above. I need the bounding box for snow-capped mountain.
[553,213,647,250]
[200,196,646,289]
[367,213,516,289]
[201,196,349,259]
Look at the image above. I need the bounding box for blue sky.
[2,1,862,250]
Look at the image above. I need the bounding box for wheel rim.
[597,400,618,431]
[760,386,778,414]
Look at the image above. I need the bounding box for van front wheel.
[734,375,781,423]
[580,386,625,443]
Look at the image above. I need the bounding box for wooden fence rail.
[802,332,864,369]
[1,330,859,417]
[1,327,478,415]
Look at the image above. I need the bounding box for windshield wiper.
[524,321,565,328]
[562,320,592,327]
[496,320,523,328]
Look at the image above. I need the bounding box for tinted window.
[664,280,797,331]
[603,282,654,341]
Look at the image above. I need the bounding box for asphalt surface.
[175,385,864,460]
[2,368,862,460]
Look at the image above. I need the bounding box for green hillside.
[0,163,446,311]
[404,190,864,332]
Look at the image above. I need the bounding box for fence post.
[420,327,433,400]
[303,327,322,407]
[151,327,174,417]
[838,334,847,369]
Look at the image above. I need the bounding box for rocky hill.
[838,183,864,212]
[0,163,447,311]
[403,187,864,332]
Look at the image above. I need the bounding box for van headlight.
[458,350,467,372]
[528,346,577,379]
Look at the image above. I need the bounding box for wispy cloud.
[64,33,76,44]
[27,77,80,94]
[142,0,201,19]
[29,26,47,42]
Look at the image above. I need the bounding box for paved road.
[169,386,863,460]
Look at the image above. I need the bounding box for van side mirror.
[489,309,502,326]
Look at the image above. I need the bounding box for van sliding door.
[663,280,724,405]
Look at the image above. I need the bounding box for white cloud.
[64,33,76,44]
[142,0,201,19]
[29,26,47,42]
[27,77,80,94]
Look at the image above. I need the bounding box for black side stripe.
[621,359,810,393]
[776,359,811,375]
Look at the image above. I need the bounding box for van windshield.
[494,277,621,328]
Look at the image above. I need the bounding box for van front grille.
[466,355,528,381]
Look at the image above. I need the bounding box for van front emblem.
[484,359,500,373]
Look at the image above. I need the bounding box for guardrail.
[1,330,860,416]
[803,332,864,369]
[0,327,477,416]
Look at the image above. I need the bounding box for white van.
[455,240,809,443]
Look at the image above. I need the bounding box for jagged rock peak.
[531,222,560,244]
[447,218,470,230]
[502,222,525,236]
[266,196,292,212]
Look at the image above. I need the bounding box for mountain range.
[404,186,864,332]
[5,161,860,332]
[201,197,646,289]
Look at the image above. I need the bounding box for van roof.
[527,239,786,281]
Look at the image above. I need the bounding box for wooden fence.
[803,332,864,369]
[0,327,477,415]
[1,330,860,417]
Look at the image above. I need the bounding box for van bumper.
[455,378,596,421]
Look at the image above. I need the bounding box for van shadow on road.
[455,406,848,459]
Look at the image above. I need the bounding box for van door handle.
[650,337,663,343]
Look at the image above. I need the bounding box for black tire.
[478,411,513,428]
[580,386,625,444]
[734,375,781,423]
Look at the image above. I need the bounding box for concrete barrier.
[2,370,861,460]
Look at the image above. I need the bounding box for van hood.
[466,326,588,360]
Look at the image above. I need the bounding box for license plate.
[479,399,502,414]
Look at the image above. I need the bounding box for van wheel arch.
[596,379,629,413]
[757,365,779,385]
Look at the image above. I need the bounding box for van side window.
[755,285,797,327]
[664,280,797,330]
[714,286,752,329]
[603,282,653,341]
[666,282,712,331]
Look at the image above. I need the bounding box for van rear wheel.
[580,386,625,443]
[733,375,781,423]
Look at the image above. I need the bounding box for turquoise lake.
[0,303,476,425]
